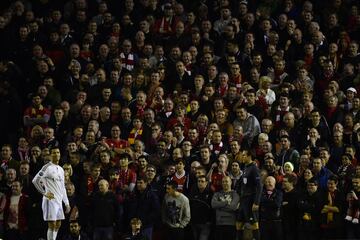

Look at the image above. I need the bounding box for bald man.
[259,176,283,240]
[91,179,118,240]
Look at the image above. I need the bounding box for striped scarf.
[120,52,135,71]
[128,127,143,145]
[327,192,334,223]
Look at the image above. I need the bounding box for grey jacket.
[211,190,240,226]
[233,114,261,144]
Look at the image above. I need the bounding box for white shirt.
[32,162,69,206]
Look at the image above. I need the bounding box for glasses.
[147,169,155,172]
[183,143,191,146]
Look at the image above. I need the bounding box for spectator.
[128,177,160,240]
[282,174,299,240]
[0,1,359,239]
[319,175,345,239]
[259,176,283,240]
[189,174,213,240]
[90,179,118,240]
[63,220,90,240]
[3,180,30,240]
[162,180,191,240]
[212,175,239,240]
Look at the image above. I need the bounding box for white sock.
[47,229,53,240]
[53,230,58,240]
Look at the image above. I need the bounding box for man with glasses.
[145,165,162,199]
[105,125,129,156]
[181,140,195,168]
[149,122,163,151]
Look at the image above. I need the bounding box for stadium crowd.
[0,0,360,239]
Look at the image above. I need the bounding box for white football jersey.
[32,162,69,205]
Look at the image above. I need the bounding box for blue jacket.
[314,167,333,190]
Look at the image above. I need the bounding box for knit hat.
[284,162,294,172]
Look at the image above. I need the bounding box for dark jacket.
[282,189,299,240]
[127,186,160,227]
[189,184,213,224]
[297,190,322,229]
[259,188,283,221]
[63,232,90,240]
[90,191,118,227]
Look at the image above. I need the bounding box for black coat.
[297,190,322,229]
[259,188,283,221]
[189,185,213,224]
[90,191,118,227]
[127,186,161,228]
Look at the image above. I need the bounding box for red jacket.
[4,193,30,232]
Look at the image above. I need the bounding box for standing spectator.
[162,180,191,240]
[297,178,321,240]
[189,175,213,240]
[259,176,283,240]
[212,176,239,240]
[128,177,160,240]
[319,175,345,239]
[281,174,299,240]
[91,179,118,240]
[3,180,30,240]
[345,174,360,239]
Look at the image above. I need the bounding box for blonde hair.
[63,163,73,176]
[258,133,269,142]
[259,76,272,89]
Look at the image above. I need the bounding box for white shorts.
[42,198,65,221]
